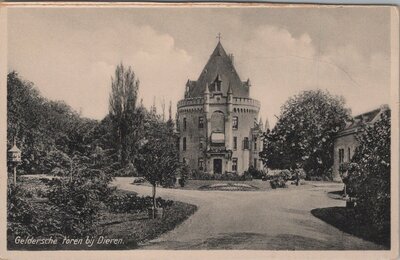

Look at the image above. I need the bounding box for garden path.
[113,178,386,250]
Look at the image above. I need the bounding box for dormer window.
[216,81,221,92]
[210,84,215,92]
[214,74,222,92]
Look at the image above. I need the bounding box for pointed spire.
[168,101,172,121]
[190,39,249,98]
[258,116,264,130]
[246,78,251,87]
[204,82,209,94]
[161,97,166,121]
[265,118,270,130]
[227,83,233,95]
[151,96,157,114]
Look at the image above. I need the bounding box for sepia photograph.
[1,2,399,258]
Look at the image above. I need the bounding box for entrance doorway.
[213,159,222,174]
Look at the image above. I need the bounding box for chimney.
[380,104,389,111]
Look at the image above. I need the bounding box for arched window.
[211,111,225,133]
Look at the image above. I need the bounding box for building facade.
[332,105,389,181]
[177,42,264,175]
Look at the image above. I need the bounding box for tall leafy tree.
[7,71,97,174]
[108,63,141,167]
[135,112,180,217]
[260,89,350,178]
[346,109,390,243]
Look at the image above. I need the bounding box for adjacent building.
[177,41,264,175]
[332,104,390,181]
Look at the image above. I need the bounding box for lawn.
[8,176,197,250]
[311,206,390,249]
[179,179,272,190]
[133,178,311,191]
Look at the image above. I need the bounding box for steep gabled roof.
[186,42,250,98]
[336,105,389,137]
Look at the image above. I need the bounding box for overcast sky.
[8,6,392,126]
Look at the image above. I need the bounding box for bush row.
[106,192,173,214]
[190,170,253,181]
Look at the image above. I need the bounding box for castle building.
[332,104,389,181]
[177,41,264,175]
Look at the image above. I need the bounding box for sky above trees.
[7,6,392,126]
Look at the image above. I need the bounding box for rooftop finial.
[216,32,222,42]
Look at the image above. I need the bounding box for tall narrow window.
[243,137,249,150]
[232,158,238,172]
[348,147,351,162]
[233,137,237,150]
[232,116,238,129]
[254,158,258,169]
[183,118,187,131]
[198,158,204,171]
[254,137,257,151]
[183,137,187,151]
[198,116,204,128]
[199,141,203,150]
[339,148,344,163]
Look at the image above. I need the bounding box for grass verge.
[311,207,390,249]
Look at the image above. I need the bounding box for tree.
[260,90,350,178]
[346,109,390,243]
[109,63,141,167]
[7,71,98,174]
[135,112,180,218]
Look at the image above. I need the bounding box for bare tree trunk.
[152,184,156,219]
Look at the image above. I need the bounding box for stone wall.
[177,97,262,175]
[332,133,358,181]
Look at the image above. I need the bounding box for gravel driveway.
[113,177,385,250]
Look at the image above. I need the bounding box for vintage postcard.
[0,2,398,260]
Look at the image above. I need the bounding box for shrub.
[178,164,190,187]
[269,169,291,189]
[308,176,323,181]
[291,168,306,180]
[106,192,173,213]
[279,169,292,181]
[190,170,213,180]
[242,171,253,181]
[244,166,265,179]
[133,177,146,184]
[7,184,40,238]
[190,170,252,181]
[346,110,390,243]
[46,167,113,237]
[270,178,287,189]
[114,163,137,177]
